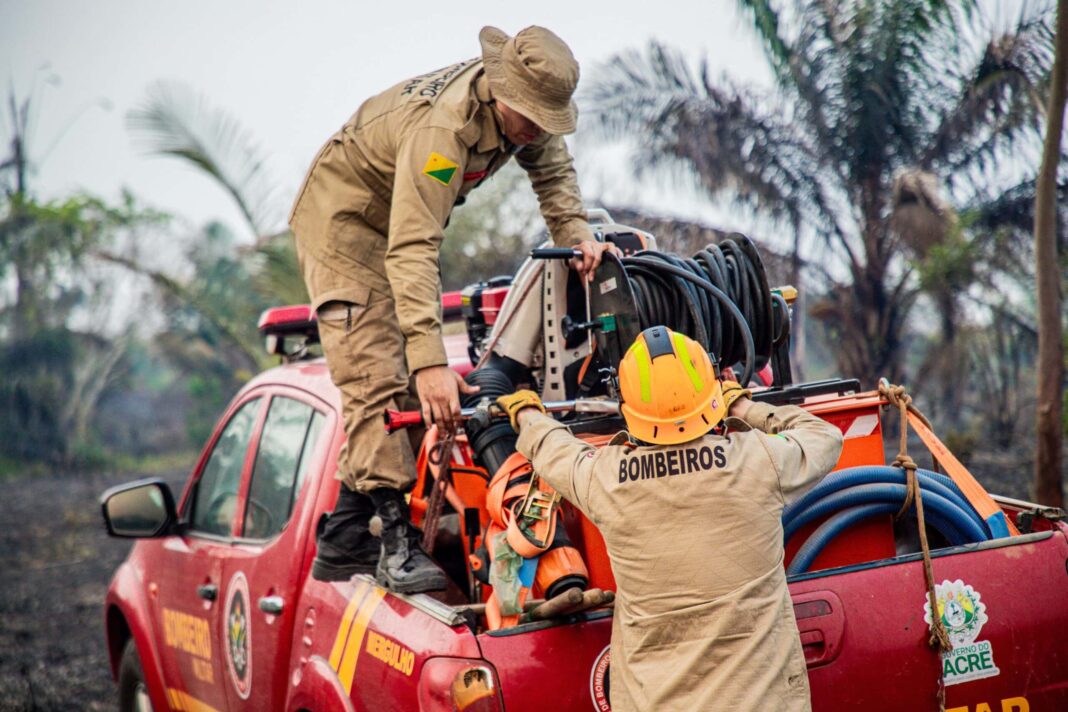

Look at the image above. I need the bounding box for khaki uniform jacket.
[289,59,590,372]
[516,402,844,712]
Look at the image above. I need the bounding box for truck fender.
[286,655,356,712]
[104,562,171,712]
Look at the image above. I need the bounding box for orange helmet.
[618,326,725,445]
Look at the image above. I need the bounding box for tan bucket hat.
[479,25,580,135]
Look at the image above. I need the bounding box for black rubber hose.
[622,255,758,386]
[461,368,518,475]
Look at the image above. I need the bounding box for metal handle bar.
[383,399,620,433]
[530,248,581,260]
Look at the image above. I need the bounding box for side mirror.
[101,478,178,538]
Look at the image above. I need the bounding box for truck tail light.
[418,658,503,712]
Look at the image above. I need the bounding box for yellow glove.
[721,380,752,411]
[496,390,545,430]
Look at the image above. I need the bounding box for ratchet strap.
[487,453,561,559]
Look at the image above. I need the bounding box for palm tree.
[117,80,316,355]
[582,0,1061,386]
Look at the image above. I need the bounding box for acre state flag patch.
[422,152,458,186]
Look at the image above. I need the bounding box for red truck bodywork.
[104,337,1068,712]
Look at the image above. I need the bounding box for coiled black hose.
[619,234,775,385]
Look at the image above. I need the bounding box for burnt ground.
[0,466,187,712]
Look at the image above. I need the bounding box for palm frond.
[735,0,795,82]
[963,176,1068,240]
[736,1,848,177]
[834,0,968,178]
[923,5,1055,175]
[583,42,843,239]
[126,80,280,239]
[249,231,309,306]
[94,249,264,369]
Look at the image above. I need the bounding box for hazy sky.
[1,1,770,240]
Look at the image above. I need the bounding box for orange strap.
[905,411,1020,536]
[504,480,559,558]
[486,453,533,524]
[486,452,560,558]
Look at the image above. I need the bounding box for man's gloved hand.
[721,380,752,412]
[496,390,546,430]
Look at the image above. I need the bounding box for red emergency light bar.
[258,304,315,334]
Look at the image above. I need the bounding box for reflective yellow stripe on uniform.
[672,332,704,392]
[329,581,371,670]
[337,586,387,694]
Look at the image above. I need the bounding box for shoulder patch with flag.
[422,152,458,186]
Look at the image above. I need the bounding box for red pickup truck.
[101,299,1068,712]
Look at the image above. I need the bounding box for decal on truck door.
[162,607,215,684]
[224,571,252,699]
[589,645,611,711]
[923,579,1000,686]
[328,580,388,694]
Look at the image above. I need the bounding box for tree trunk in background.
[790,230,805,382]
[1034,0,1068,507]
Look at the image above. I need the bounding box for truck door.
[153,394,265,712]
[789,529,1068,711]
[216,389,334,710]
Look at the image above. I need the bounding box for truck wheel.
[118,639,154,712]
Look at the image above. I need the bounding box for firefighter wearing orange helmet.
[498,326,844,712]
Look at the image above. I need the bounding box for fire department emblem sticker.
[224,571,252,699]
[589,645,611,711]
[923,579,1000,686]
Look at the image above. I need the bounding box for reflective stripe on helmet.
[630,339,653,403]
[672,332,704,393]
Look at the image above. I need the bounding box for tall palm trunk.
[1034,0,1068,507]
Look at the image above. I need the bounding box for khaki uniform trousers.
[304,248,420,494]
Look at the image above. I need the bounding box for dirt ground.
[0,466,187,712]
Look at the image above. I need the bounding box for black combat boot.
[368,488,447,593]
[311,486,379,582]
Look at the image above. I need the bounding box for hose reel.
[579,233,792,389]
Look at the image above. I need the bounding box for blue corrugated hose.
[782,466,993,575]
[784,466,990,538]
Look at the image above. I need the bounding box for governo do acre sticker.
[923,579,1000,686]
[224,571,253,699]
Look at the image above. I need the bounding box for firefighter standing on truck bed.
[497,326,844,711]
[288,25,616,593]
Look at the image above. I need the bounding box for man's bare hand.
[415,365,480,432]
[570,240,622,281]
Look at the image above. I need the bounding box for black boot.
[368,488,447,593]
[312,486,379,582]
